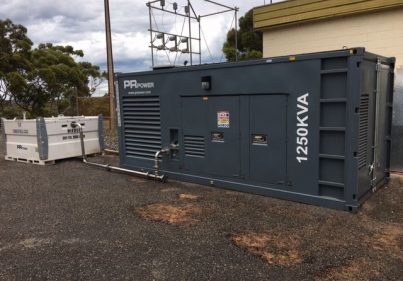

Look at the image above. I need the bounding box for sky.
[0,0,283,94]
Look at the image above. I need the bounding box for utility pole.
[104,0,116,130]
[235,7,238,61]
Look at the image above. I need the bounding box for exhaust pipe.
[71,122,168,182]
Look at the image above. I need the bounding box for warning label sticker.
[217,111,230,128]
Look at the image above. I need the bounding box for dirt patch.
[315,258,380,281]
[391,173,403,184]
[361,200,376,212]
[231,233,303,266]
[160,187,180,193]
[137,203,201,225]
[130,177,149,185]
[178,193,200,200]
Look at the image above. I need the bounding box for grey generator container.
[115,48,395,212]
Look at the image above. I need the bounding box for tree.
[222,9,263,61]
[0,19,33,112]
[0,19,102,117]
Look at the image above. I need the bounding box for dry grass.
[231,233,303,266]
[315,258,380,281]
[178,193,200,200]
[137,203,201,225]
[371,225,403,259]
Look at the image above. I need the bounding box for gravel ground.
[0,137,402,281]
[103,129,119,151]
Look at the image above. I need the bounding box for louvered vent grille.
[122,96,161,160]
[184,135,205,158]
[358,95,369,168]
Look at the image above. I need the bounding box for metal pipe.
[154,148,170,178]
[187,0,193,66]
[198,17,201,65]
[148,29,200,41]
[104,148,119,155]
[200,8,234,18]
[204,0,235,10]
[71,122,167,182]
[188,1,198,18]
[148,5,198,20]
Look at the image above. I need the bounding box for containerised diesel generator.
[115,48,395,212]
[1,115,104,165]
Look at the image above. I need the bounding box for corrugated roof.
[254,0,403,30]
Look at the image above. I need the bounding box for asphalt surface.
[0,137,402,281]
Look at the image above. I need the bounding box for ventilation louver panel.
[184,135,205,158]
[122,96,161,160]
[358,95,369,168]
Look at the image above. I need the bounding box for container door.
[366,61,391,193]
[207,96,241,178]
[249,95,287,184]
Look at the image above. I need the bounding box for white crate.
[1,116,104,165]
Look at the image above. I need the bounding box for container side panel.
[320,131,345,155]
[391,68,403,171]
[321,73,347,99]
[373,66,392,184]
[320,103,346,127]
[98,114,105,151]
[1,118,6,156]
[321,57,348,70]
[357,60,376,197]
[319,58,348,200]
[319,184,344,199]
[36,117,48,160]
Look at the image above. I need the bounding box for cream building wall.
[262,8,403,69]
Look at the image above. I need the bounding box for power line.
[220,13,235,63]
[200,26,214,63]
